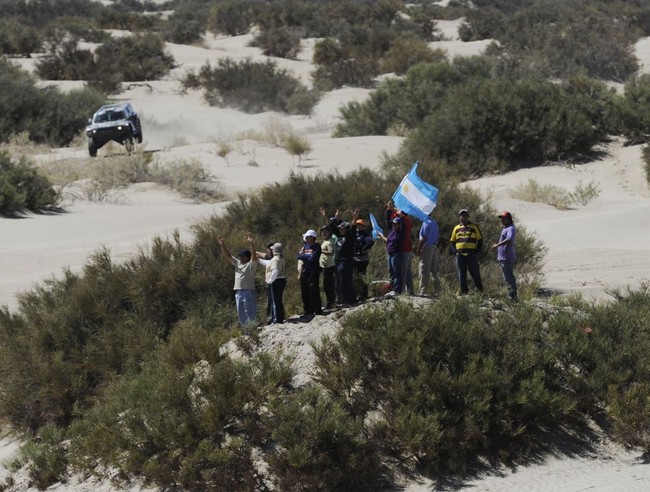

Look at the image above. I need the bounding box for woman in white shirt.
[257,243,286,324]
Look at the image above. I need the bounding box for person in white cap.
[257,242,287,323]
[297,229,322,317]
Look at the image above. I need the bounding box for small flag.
[392,162,438,224]
[368,212,384,240]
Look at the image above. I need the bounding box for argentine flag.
[392,162,438,224]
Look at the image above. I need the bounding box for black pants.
[321,266,336,308]
[300,272,322,315]
[266,277,286,323]
[354,260,369,301]
[456,253,483,294]
[336,259,356,305]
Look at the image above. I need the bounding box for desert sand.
[1,15,650,491]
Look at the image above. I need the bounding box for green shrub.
[380,37,446,75]
[312,38,378,90]
[313,299,585,475]
[183,58,318,115]
[618,74,650,144]
[36,38,96,80]
[0,59,105,146]
[208,0,257,36]
[268,386,389,490]
[569,180,601,206]
[643,145,650,186]
[608,382,650,452]
[0,151,57,213]
[70,324,293,490]
[251,25,302,59]
[283,134,311,166]
[0,18,43,55]
[337,58,618,174]
[10,424,68,490]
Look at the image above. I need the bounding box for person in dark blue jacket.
[353,219,374,301]
[297,229,322,317]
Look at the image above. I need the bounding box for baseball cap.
[302,229,317,240]
[355,219,365,226]
[339,221,350,228]
[459,209,469,215]
[498,211,512,220]
[391,216,402,224]
[237,249,251,258]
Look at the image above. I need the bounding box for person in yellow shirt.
[449,209,484,294]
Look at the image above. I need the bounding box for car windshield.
[94,110,126,123]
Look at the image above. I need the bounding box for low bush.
[208,0,257,36]
[0,18,43,55]
[313,299,587,475]
[268,386,390,490]
[37,33,174,94]
[337,59,618,175]
[9,424,68,490]
[0,151,58,214]
[618,74,650,144]
[380,37,446,75]
[182,58,318,115]
[250,26,302,59]
[312,38,378,90]
[510,179,573,210]
[511,178,600,209]
[70,325,294,490]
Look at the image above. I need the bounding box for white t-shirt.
[229,257,257,290]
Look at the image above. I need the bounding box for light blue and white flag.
[391,162,438,224]
[368,212,384,240]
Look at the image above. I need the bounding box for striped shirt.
[450,222,483,255]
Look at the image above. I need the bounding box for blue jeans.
[499,260,518,300]
[235,289,257,327]
[388,253,404,294]
[455,253,483,294]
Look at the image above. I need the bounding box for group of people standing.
[217,204,518,329]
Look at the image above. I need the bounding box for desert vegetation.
[37,33,175,94]
[0,60,104,147]
[0,151,58,214]
[0,144,596,490]
[336,59,626,176]
[182,58,319,115]
[3,0,650,489]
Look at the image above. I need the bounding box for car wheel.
[88,138,98,157]
[135,130,143,144]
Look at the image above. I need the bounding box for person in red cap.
[492,211,517,301]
